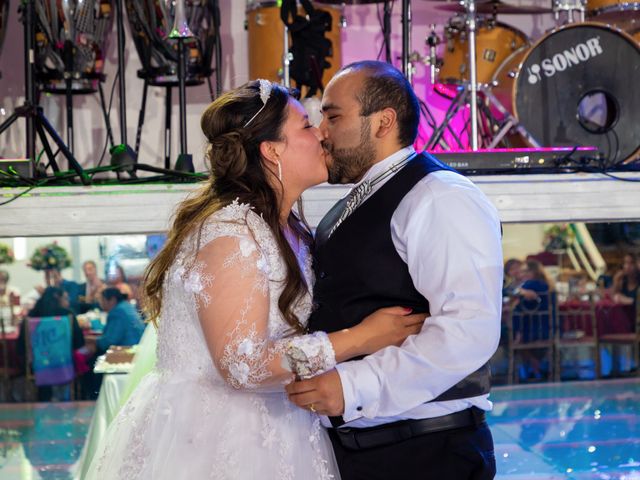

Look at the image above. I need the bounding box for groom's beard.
[324,118,375,184]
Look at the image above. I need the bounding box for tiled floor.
[0,402,93,479]
[0,379,638,479]
[491,378,640,479]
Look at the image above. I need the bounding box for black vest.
[309,152,491,403]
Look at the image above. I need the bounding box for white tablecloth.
[75,373,129,480]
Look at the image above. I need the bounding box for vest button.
[312,301,321,311]
[319,271,327,279]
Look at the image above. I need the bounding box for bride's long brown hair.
[142,81,312,333]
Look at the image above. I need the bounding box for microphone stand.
[169,0,194,173]
[109,0,137,178]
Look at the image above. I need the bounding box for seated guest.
[511,260,555,380]
[18,287,86,401]
[39,268,83,315]
[78,260,105,313]
[503,258,524,297]
[95,288,145,356]
[106,265,134,302]
[612,253,640,307]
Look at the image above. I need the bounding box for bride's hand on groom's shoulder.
[285,369,345,416]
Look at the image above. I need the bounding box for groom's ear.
[373,107,397,140]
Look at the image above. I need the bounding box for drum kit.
[246,0,640,164]
[425,0,640,163]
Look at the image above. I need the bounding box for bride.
[85,80,424,479]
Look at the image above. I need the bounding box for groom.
[286,61,503,479]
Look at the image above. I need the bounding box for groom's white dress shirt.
[324,145,504,429]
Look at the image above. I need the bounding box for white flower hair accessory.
[243,79,273,128]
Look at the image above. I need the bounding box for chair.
[598,290,640,376]
[0,302,22,401]
[507,292,556,384]
[554,294,600,381]
[24,316,75,401]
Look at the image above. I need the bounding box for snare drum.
[439,17,529,85]
[34,0,114,93]
[246,1,342,94]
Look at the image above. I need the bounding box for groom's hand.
[286,369,345,416]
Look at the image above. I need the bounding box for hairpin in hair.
[244,79,273,128]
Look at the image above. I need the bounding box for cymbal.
[435,0,553,14]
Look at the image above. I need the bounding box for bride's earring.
[277,160,282,182]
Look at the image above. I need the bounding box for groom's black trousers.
[327,416,496,480]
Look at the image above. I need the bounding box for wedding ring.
[309,404,317,413]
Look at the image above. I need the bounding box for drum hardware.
[0,0,89,184]
[427,24,442,84]
[586,0,640,25]
[283,24,292,88]
[481,86,540,148]
[401,0,414,82]
[435,0,554,15]
[466,0,480,149]
[553,0,586,24]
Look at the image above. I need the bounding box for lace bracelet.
[283,331,337,380]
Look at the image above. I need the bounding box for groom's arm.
[288,175,503,419]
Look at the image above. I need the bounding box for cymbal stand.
[465,0,479,150]
[401,0,414,83]
[382,1,393,64]
[482,87,541,148]
[283,24,291,88]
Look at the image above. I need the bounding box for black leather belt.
[334,407,486,451]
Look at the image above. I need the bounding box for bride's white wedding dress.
[85,202,340,479]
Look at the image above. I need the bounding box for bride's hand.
[355,306,427,355]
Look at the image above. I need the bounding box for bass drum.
[246,1,342,96]
[492,23,640,164]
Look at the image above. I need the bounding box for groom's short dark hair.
[339,60,420,147]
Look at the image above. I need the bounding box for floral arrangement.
[29,242,72,271]
[543,223,575,251]
[0,243,14,265]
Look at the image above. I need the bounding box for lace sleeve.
[193,233,336,390]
